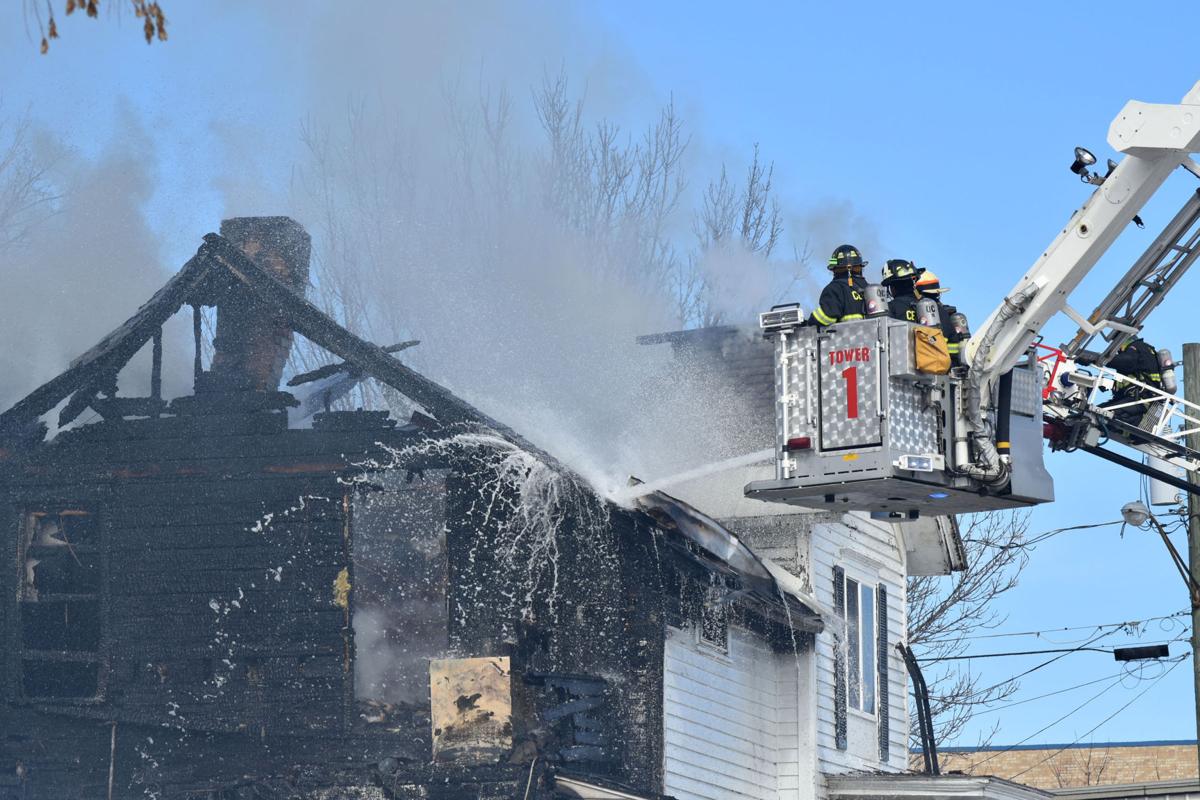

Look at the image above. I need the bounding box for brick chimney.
[208,216,311,393]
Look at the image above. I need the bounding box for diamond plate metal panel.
[1009,364,1041,417]
[887,381,940,454]
[888,321,919,379]
[819,323,882,450]
[776,328,817,479]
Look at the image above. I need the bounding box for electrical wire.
[963,673,1130,769]
[947,627,1126,701]
[924,624,1188,717]
[928,645,1113,662]
[1006,655,1188,780]
[1022,520,1124,548]
[928,627,1190,662]
[968,669,1132,717]
[944,627,1114,672]
[924,609,1189,644]
[958,631,1191,715]
[962,520,1123,551]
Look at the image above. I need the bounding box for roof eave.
[828,774,1053,800]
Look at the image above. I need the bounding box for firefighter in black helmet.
[881,259,921,322]
[808,244,867,326]
[1078,336,1165,427]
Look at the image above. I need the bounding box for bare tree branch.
[684,143,797,326]
[0,106,56,255]
[908,510,1031,747]
[532,70,686,291]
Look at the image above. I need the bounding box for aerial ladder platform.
[746,80,1200,517]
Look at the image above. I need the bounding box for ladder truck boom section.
[745,81,1200,518]
[969,83,1200,378]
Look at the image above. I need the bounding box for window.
[16,510,103,699]
[844,576,876,715]
[699,587,730,652]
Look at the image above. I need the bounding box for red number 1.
[842,366,859,419]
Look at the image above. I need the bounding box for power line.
[1023,520,1123,548]
[962,643,1188,720]
[946,653,1188,769]
[969,670,1131,717]
[951,627,1126,701]
[929,624,1186,709]
[964,674,1130,770]
[928,637,1185,663]
[963,520,1122,551]
[930,645,1110,662]
[923,609,1189,644]
[1007,655,1187,780]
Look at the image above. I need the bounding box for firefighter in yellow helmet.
[915,270,968,364]
[808,244,867,327]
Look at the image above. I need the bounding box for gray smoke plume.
[0,3,882,496]
[198,4,834,494]
[0,107,189,413]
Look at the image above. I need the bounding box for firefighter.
[915,270,966,364]
[881,259,921,322]
[808,244,867,327]
[1079,336,1164,426]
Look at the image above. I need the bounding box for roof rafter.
[0,232,514,444]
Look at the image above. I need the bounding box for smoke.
[693,243,781,323]
[205,3,821,495]
[0,105,189,413]
[792,200,886,285]
[0,3,884,502]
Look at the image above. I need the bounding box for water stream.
[608,447,775,505]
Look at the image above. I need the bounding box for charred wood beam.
[541,697,603,722]
[0,253,214,436]
[288,340,420,387]
[59,387,101,428]
[59,375,121,428]
[151,328,163,401]
[90,397,168,421]
[192,303,203,382]
[201,234,532,445]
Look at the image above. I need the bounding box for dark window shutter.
[877,583,889,763]
[833,566,847,750]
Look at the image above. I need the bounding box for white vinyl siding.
[664,625,807,800]
[810,513,908,777]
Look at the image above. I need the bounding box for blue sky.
[3,1,1200,747]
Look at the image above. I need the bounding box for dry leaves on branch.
[38,0,168,54]
[132,1,168,43]
[64,0,99,17]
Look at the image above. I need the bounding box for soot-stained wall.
[0,402,795,800]
[444,452,669,790]
[0,408,432,798]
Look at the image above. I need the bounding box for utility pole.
[1183,342,1200,777]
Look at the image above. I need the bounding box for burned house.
[0,217,839,800]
